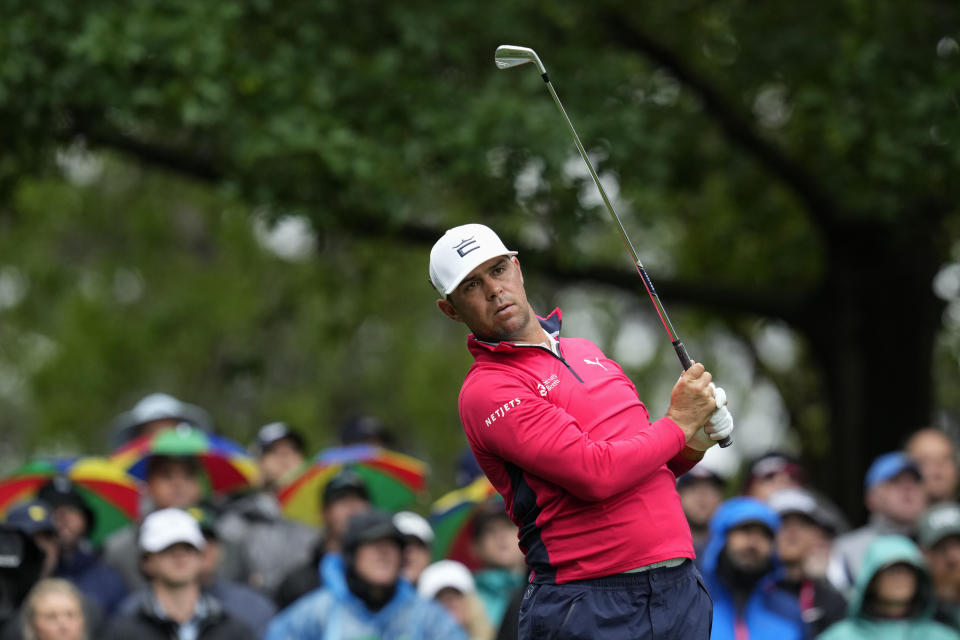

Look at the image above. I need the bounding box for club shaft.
[541,73,730,447]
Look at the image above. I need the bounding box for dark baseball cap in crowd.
[456,448,484,489]
[864,451,922,491]
[322,468,371,508]
[255,422,306,455]
[342,509,405,555]
[677,465,726,491]
[767,488,842,535]
[5,500,56,536]
[918,503,960,549]
[746,452,808,486]
[37,476,95,534]
[339,415,392,447]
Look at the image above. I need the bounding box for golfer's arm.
[462,393,686,502]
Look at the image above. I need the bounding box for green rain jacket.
[818,535,959,639]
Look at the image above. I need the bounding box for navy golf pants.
[518,559,713,639]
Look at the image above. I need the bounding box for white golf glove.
[687,384,734,451]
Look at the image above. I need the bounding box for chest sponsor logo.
[537,374,560,396]
[485,398,521,427]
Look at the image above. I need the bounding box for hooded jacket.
[459,309,701,584]
[819,535,959,640]
[264,553,468,640]
[701,497,807,640]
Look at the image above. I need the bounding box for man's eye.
[493,267,505,275]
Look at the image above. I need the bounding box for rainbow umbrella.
[429,475,502,570]
[110,425,259,495]
[0,457,142,546]
[278,445,428,527]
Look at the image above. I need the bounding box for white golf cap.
[429,223,517,295]
[417,560,476,599]
[139,508,206,553]
[393,511,434,545]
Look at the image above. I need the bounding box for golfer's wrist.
[681,446,706,460]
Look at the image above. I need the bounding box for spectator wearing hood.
[917,502,960,630]
[768,488,848,636]
[265,510,467,640]
[217,422,317,596]
[104,508,254,640]
[35,479,127,617]
[819,535,958,639]
[700,497,806,640]
[274,468,372,609]
[828,452,928,595]
[468,500,526,630]
[108,393,213,449]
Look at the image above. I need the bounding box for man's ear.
[511,256,523,284]
[437,298,461,322]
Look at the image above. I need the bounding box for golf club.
[495,44,732,448]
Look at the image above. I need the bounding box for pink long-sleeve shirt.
[458,308,698,584]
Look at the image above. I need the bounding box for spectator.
[104,508,254,640]
[103,454,205,589]
[108,393,213,448]
[19,579,86,640]
[456,448,484,489]
[906,428,959,504]
[828,451,928,594]
[700,497,806,640]
[274,468,372,609]
[393,511,434,585]
[217,422,317,595]
[767,488,848,636]
[339,414,393,448]
[265,510,467,640]
[742,451,808,501]
[469,500,526,629]
[116,506,276,638]
[418,560,494,640]
[917,502,960,629]
[35,478,127,617]
[819,535,958,639]
[677,465,726,559]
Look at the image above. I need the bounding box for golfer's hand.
[687,385,734,451]
[665,363,717,442]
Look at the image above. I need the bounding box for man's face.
[259,440,305,487]
[146,459,202,509]
[870,563,918,616]
[925,534,960,601]
[401,540,433,584]
[776,513,829,566]
[679,481,724,529]
[51,505,88,548]
[908,430,959,502]
[724,523,774,573]
[473,517,524,571]
[867,471,927,526]
[322,495,371,551]
[143,542,203,587]
[353,538,402,586]
[438,256,534,343]
[30,590,85,640]
[435,587,470,626]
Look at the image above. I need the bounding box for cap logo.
[453,237,479,257]
[28,505,47,522]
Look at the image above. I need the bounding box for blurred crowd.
[3,393,960,639]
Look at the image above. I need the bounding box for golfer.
[430,223,734,639]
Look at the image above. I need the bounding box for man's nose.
[483,279,502,298]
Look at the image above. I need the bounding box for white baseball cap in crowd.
[393,511,435,546]
[139,507,206,553]
[417,560,476,600]
[429,223,518,295]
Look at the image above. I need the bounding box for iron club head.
[494,45,546,75]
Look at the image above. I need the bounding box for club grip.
[672,340,733,448]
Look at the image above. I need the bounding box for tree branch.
[601,11,843,236]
